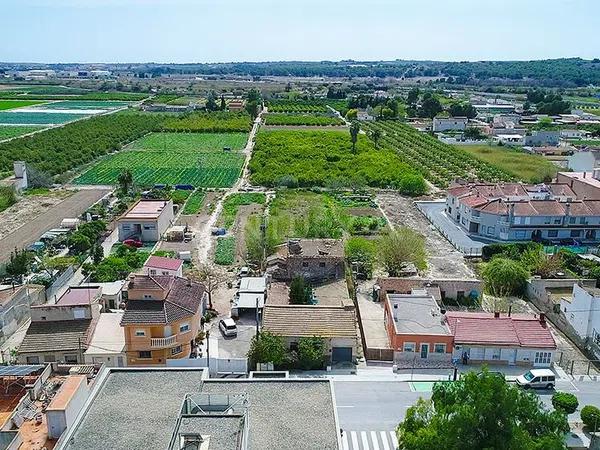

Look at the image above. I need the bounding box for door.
[332,347,353,364]
[420,344,429,359]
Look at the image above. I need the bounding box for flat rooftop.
[56,286,101,306]
[58,369,339,450]
[84,312,125,355]
[387,291,451,336]
[120,199,170,220]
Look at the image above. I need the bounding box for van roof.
[222,318,236,326]
[528,369,554,376]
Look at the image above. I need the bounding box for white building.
[561,129,590,140]
[143,255,184,277]
[561,284,600,346]
[433,117,468,132]
[84,312,127,367]
[232,277,267,316]
[117,199,174,242]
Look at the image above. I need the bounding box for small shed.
[46,375,90,439]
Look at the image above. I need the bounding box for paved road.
[333,378,600,450]
[0,188,110,262]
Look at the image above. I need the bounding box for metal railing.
[150,335,177,348]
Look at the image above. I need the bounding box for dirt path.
[0,188,110,262]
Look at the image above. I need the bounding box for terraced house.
[446,174,600,243]
[121,274,207,366]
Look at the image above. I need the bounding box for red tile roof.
[445,312,556,349]
[145,256,183,271]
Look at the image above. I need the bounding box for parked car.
[219,318,238,337]
[238,266,250,277]
[123,238,143,248]
[516,369,555,389]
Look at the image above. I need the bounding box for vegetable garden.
[263,113,344,126]
[163,111,251,132]
[361,121,514,187]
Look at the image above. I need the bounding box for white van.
[516,369,555,389]
[219,318,238,337]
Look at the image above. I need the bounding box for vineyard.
[0,113,165,177]
[263,113,344,126]
[163,111,251,132]
[361,121,514,187]
[0,111,88,125]
[249,130,427,195]
[75,132,246,188]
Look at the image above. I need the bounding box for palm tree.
[118,169,133,194]
[349,121,360,154]
[368,128,383,150]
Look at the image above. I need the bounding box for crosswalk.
[341,430,398,450]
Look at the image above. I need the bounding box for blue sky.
[0,0,598,63]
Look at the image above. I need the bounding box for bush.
[289,277,312,305]
[581,405,600,431]
[551,392,578,414]
[481,257,529,297]
[345,237,377,279]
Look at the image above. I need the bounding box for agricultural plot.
[34,100,129,110]
[214,237,235,265]
[263,113,344,126]
[266,99,347,114]
[75,132,246,188]
[0,126,45,140]
[128,132,247,152]
[361,121,514,188]
[182,190,206,214]
[0,111,87,125]
[249,130,427,195]
[219,193,266,229]
[0,100,47,110]
[163,111,251,132]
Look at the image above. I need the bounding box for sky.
[0,0,598,63]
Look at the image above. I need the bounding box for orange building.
[121,275,207,366]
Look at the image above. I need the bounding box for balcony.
[150,335,177,348]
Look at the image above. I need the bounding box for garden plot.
[75,132,246,188]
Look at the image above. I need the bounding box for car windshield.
[523,371,534,381]
[226,324,237,329]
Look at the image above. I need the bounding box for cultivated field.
[75,132,246,188]
[163,111,251,132]
[263,113,344,126]
[0,125,44,140]
[0,111,87,125]
[0,100,47,110]
[35,100,129,110]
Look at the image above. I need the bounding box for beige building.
[117,199,174,242]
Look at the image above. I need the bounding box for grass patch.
[0,100,47,110]
[214,237,235,265]
[457,144,558,183]
[0,186,17,212]
[22,187,51,196]
[0,126,44,140]
[128,132,247,152]
[219,193,266,229]
[182,190,206,214]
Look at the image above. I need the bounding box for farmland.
[361,121,514,188]
[249,130,427,195]
[0,111,87,125]
[182,190,206,214]
[214,237,235,265]
[263,113,344,126]
[0,126,44,141]
[0,100,47,110]
[266,99,347,114]
[0,113,165,177]
[0,91,149,101]
[35,100,129,110]
[163,111,251,132]
[457,144,558,183]
[219,193,266,229]
[75,132,246,188]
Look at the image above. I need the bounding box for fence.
[365,347,394,362]
[45,265,75,302]
[167,356,248,377]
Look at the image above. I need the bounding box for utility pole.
[255,297,260,339]
[78,337,83,364]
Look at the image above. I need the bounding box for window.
[138,351,152,359]
[571,230,581,238]
[580,217,588,225]
[544,217,551,224]
[434,344,446,353]
[554,218,561,224]
[290,342,298,352]
[122,224,131,230]
[26,356,40,364]
[515,231,526,239]
[64,355,78,364]
[179,323,190,333]
[143,294,153,300]
[548,230,558,238]
[403,342,416,352]
[487,226,495,235]
[170,345,183,356]
[534,351,552,365]
[150,269,157,275]
[491,348,501,360]
[162,271,169,275]
[73,308,86,319]
[569,217,576,224]
[135,330,146,337]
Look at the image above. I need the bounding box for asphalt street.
[333,378,600,450]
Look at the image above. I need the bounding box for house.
[567,150,600,173]
[0,284,45,346]
[446,179,600,243]
[46,375,90,439]
[228,98,245,112]
[232,276,267,316]
[524,131,560,147]
[529,146,573,157]
[433,117,467,132]
[17,287,102,364]
[557,170,600,200]
[384,290,454,364]
[446,312,556,367]
[376,277,483,302]
[357,109,374,121]
[117,199,174,242]
[143,255,183,277]
[78,281,126,310]
[266,239,345,282]
[560,284,600,347]
[262,304,358,365]
[84,312,127,367]
[121,274,207,366]
[55,368,342,450]
[561,129,590,140]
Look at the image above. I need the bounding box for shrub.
[551,392,578,414]
[481,257,529,297]
[581,405,600,431]
[289,277,312,305]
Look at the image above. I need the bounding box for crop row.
[163,111,251,132]
[361,121,514,187]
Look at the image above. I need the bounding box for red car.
[123,238,143,248]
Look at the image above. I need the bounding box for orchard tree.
[482,257,529,297]
[349,121,360,154]
[378,227,427,276]
[117,169,133,194]
[298,337,326,370]
[367,128,383,149]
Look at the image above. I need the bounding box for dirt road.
[0,188,110,262]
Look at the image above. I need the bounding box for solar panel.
[0,365,45,377]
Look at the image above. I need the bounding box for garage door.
[332,347,353,363]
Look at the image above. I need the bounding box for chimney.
[494,311,500,318]
[539,313,546,324]
[508,305,512,317]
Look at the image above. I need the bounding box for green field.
[214,236,235,265]
[219,193,266,228]
[182,190,206,214]
[457,144,558,183]
[0,126,45,140]
[75,132,246,188]
[36,100,129,110]
[0,111,87,125]
[163,111,251,132]
[0,100,47,110]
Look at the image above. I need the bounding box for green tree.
[463,127,485,140]
[406,87,420,105]
[378,227,427,276]
[6,248,33,282]
[298,337,326,370]
[92,243,104,265]
[551,391,578,415]
[345,237,377,279]
[345,108,358,120]
[418,92,443,118]
[349,121,360,154]
[117,169,133,194]
[247,331,286,366]
[581,405,600,431]
[397,369,569,450]
[67,233,92,255]
[206,91,218,111]
[367,127,383,149]
[245,88,261,119]
[482,257,529,297]
[289,276,312,305]
[220,95,226,111]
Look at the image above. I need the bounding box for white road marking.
[350,431,359,450]
[370,431,380,450]
[361,431,369,450]
[380,431,391,450]
[337,405,356,408]
[342,431,350,450]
